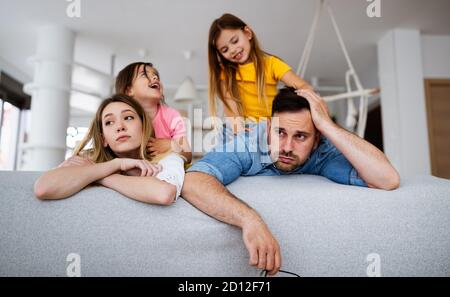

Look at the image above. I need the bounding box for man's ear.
[243,26,253,40]
[313,130,321,150]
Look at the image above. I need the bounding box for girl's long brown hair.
[115,62,165,104]
[208,13,267,119]
[73,94,154,163]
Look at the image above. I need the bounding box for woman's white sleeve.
[155,153,185,201]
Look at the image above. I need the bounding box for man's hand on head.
[295,89,334,132]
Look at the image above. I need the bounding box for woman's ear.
[102,134,108,148]
[243,26,253,40]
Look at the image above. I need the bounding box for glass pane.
[66,126,89,159]
[0,102,20,170]
[15,110,31,170]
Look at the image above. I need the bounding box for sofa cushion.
[0,171,449,276]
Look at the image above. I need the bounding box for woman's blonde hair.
[208,13,267,118]
[73,94,154,162]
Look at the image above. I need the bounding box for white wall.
[377,29,431,177]
[0,56,31,84]
[422,35,450,78]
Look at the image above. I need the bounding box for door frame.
[424,79,450,177]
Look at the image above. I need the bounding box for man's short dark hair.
[271,87,310,116]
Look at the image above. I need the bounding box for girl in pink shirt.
[115,62,192,163]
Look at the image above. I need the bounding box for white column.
[22,25,75,171]
[377,29,431,177]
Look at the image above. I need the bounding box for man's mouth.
[278,156,295,164]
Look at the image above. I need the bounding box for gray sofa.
[1,171,449,277]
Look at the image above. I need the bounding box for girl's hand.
[147,138,172,157]
[58,156,94,168]
[118,158,162,177]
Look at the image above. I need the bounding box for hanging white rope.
[296,0,379,137]
[323,87,379,102]
[345,70,358,131]
[297,0,323,78]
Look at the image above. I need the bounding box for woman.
[34,94,185,205]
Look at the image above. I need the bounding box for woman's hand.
[147,138,173,157]
[118,158,162,177]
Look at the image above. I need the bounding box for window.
[0,71,31,170]
[0,100,20,170]
[66,126,89,159]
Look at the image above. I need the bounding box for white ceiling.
[1,0,450,91]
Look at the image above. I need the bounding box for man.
[181,87,400,275]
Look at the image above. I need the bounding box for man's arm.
[181,172,281,275]
[297,89,400,190]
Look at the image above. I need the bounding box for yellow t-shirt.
[222,55,291,121]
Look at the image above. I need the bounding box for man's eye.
[296,135,306,141]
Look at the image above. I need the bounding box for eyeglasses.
[261,269,301,277]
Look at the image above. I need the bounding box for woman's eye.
[124,116,134,121]
[232,38,238,44]
[104,121,112,126]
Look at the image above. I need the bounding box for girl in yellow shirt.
[208,13,313,133]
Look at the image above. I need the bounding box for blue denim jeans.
[188,121,367,187]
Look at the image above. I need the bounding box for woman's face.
[101,102,143,157]
[127,64,163,107]
[215,27,253,64]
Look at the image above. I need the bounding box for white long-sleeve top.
[155,153,185,201]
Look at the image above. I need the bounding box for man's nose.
[281,137,294,153]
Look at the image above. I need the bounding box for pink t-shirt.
[152,104,186,139]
